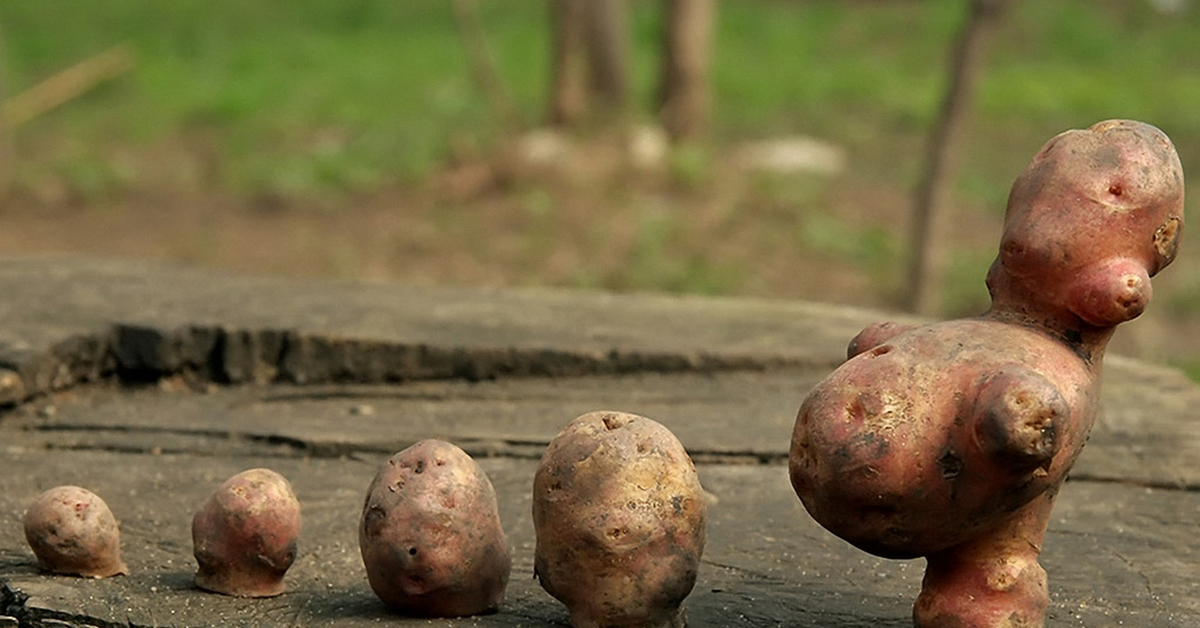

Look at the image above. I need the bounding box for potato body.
[791,320,1090,558]
[534,411,707,628]
[359,439,511,617]
[192,468,301,597]
[791,119,1187,628]
[23,486,128,578]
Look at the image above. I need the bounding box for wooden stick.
[3,42,137,128]
[906,0,1011,315]
[450,0,516,128]
[0,25,11,204]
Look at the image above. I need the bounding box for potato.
[358,439,511,617]
[23,485,128,578]
[192,468,301,597]
[791,120,1185,628]
[533,411,707,628]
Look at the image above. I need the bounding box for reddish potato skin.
[359,439,511,617]
[192,468,301,597]
[794,321,1083,559]
[534,411,707,628]
[23,486,128,578]
[791,121,1184,628]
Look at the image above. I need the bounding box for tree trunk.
[451,0,515,128]
[548,0,589,126]
[547,0,629,127]
[659,0,716,143]
[581,0,629,118]
[0,25,10,208]
[906,0,1011,316]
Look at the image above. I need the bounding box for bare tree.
[0,25,10,207]
[547,0,629,126]
[658,0,715,142]
[583,0,629,117]
[906,0,1012,316]
[548,0,588,125]
[451,0,515,128]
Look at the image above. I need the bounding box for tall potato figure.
[534,411,707,628]
[790,120,1184,628]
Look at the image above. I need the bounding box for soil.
[0,135,1194,369]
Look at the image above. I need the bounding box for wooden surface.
[0,257,1197,627]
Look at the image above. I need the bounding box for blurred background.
[1,0,1198,374]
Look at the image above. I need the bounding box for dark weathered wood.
[8,370,817,461]
[1,258,1197,627]
[1,444,1196,627]
[0,257,916,403]
[13,355,1200,489]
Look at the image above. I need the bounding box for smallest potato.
[359,439,511,617]
[534,411,707,628]
[24,485,128,578]
[192,468,301,597]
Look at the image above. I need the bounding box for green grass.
[3,2,513,196]
[4,0,1199,201]
[3,0,1200,319]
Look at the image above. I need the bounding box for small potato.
[23,485,128,578]
[534,411,707,628]
[192,468,301,597]
[359,439,511,617]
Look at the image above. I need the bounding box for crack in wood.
[1065,473,1200,493]
[700,559,788,584]
[1111,550,1154,597]
[30,423,1200,496]
[29,421,798,467]
[2,582,119,628]
[1,323,810,412]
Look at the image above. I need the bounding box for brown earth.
[0,135,1195,369]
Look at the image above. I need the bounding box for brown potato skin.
[359,439,511,617]
[534,411,707,628]
[792,120,1184,628]
[192,468,301,597]
[23,486,128,578]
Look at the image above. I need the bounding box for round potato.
[23,485,128,578]
[534,411,707,628]
[359,439,511,617]
[192,468,301,597]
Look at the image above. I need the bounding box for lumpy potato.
[359,439,511,617]
[192,468,301,597]
[24,485,128,578]
[534,411,707,628]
